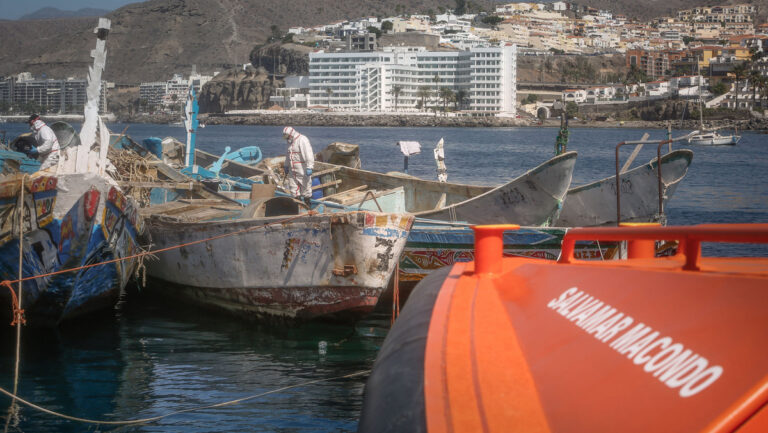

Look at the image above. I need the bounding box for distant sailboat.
[688,72,740,146]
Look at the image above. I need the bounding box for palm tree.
[731,62,749,111]
[431,75,441,116]
[749,69,762,108]
[756,75,768,110]
[390,85,403,111]
[417,86,431,113]
[454,89,468,110]
[325,87,333,108]
[439,88,455,115]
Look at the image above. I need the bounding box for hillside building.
[139,72,213,108]
[307,44,517,116]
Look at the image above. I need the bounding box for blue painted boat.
[0,172,144,326]
[0,18,147,326]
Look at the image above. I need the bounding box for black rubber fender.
[358,266,453,433]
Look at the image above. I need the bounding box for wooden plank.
[312,179,342,190]
[312,166,341,177]
[119,181,199,190]
[317,184,368,201]
[621,133,650,174]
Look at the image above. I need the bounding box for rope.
[5,174,26,433]
[0,370,370,426]
[0,211,313,288]
[391,263,400,326]
[0,282,24,327]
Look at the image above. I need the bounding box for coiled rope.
[0,370,370,426]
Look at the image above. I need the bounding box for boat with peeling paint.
[141,197,413,321]
[0,18,145,326]
[261,151,578,226]
[555,149,693,227]
[360,223,768,433]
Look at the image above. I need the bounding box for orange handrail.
[558,223,768,270]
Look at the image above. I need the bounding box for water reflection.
[0,288,384,432]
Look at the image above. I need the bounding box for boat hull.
[144,211,413,321]
[555,149,693,227]
[261,151,577,226]
[0,173,144,326]
[687,135,739,145]
[415,151,576,225]
[361,224,768,433]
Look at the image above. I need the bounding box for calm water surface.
[0,122,766,431]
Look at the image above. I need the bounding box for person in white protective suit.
[282,126,314,206]
[27,114,60,172]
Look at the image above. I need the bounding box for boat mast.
[697,65,704,131]
[184,85,199,168]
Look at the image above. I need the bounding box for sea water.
[0,122,765,432]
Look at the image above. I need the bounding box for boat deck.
[141,199,243,222]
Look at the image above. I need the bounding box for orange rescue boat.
[359,223,768,433]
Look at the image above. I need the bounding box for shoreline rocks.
[113,112,768,132]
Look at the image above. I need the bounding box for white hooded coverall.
[31,119,60,171]
[283,127,314,198]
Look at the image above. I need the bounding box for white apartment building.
[308,45,517,116]
[139,72,214,107]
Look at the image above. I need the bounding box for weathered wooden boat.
[262,151,578,226]
[360,223,768,432]
[141,197,413,321]
[555,149,693,227]
[0,18,146,326]
[0,172,144,325]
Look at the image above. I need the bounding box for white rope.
[0,370,370,426]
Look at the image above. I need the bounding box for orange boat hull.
[360,224,768,433]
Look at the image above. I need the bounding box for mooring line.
[1,211,314,288]
[0,370,370,426]
[4,174,27,433]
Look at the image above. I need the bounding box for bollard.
[471,224,519,276]
[620,222,660,259]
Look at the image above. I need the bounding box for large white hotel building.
[307,44,517,116]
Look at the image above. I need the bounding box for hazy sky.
[0,0,140,20]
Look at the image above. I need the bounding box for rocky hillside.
[0,0,753,84]
[0,0,450,83]
[19,7,111,20]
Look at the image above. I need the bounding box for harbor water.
[0,123,766,432]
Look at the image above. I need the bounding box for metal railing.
[614,132,695,226]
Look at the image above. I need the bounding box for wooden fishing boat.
[0,172,144,325]
[555,149,693,227]
[262,151,578,226]
[359,223,768,432]
[141,197,413,321]
[0,19,145,326]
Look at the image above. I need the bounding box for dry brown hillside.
[0,0,758,84]
[0,0,451,83]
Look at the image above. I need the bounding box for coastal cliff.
[198,67,277,113]
[198,43,312,113]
